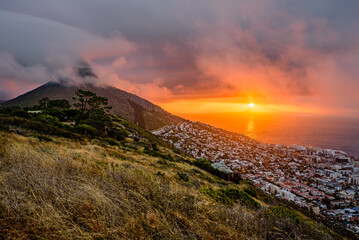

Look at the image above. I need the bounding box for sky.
[0,0,359,115]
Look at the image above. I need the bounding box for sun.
[248,103,255,107]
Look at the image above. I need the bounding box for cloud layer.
[0,0,359,113]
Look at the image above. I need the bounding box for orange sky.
[160,100,326,115]
[1,1,359,116]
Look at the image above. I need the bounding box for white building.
[266,183,281,194]
[348,175,359,185]
[280,190,296,201]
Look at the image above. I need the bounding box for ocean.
[178,113,359,157]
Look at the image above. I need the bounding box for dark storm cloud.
[0,0,359,111]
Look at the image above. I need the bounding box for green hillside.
[0,111,344,239]
[3,81,182,130]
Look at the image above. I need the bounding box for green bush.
[194,159,241,183]
[108,129,128,141]
[194,159,220,173]
[201,187,260,209]
[144,150,176,161]
[62,109,78,120]
[265,206,301,224]
[55,129,83,140]
[0,116,45,132]
[34,114,62,127]
[151,143,159,151]
[11,109,30,119]
[43,108,66,121]
[173,148,182,154]
[0,107,14,115]
[244,183,276,204]
[102,138,118,146]
[74,124,98,136]
[0,115,82,141]
[177,172,190,182]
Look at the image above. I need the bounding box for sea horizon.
[178,112,359,157]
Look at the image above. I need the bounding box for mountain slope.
[3,81,182,130]
[0,116,343,239]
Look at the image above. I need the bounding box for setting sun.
[249,103,255,107]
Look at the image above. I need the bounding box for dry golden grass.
[0,132,342,239]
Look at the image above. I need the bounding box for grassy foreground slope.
[0,119,343,239]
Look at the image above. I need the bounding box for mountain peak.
[76,66,98,79]
[3,81,182,130]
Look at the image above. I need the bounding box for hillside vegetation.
[2,81,181,130]
[0,91,343,239]
[0,124,343,239]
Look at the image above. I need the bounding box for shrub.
[102,138,118,146]
[0,116,45,132]
[173,148,182,154]
[194,159,242,184]
[244,183,276,204]
[34,114,62,127]
[43,108,66,121]
[265,206,301,224]
[62,109,78,120]
[194,159,224,177]
[81,115,112,135]
[33,134,52,142]
[0,107,14,115]
[74,124,98,136]
[156,171,165,176]
[177,172,190,182]
[157,159,168,165]
[144,150,174,161]
[11,109,30,119]
[201,187,260,209]
[151,143,159,151]
[0,115,82,141]
[108,129,128,141]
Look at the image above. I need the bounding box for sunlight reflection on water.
[246,115,257,139]
[179,112,359,157]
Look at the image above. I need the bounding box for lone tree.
[72,89,112,118]
[72,90,96,117]
[72,89,113,135]
[38,97,51,109]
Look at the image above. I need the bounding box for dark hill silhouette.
[3,81,182,130]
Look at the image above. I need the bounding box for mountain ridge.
[3,81,182,130]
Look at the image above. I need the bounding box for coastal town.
[153,121,359,234]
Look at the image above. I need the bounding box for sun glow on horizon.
[159,98,327,115]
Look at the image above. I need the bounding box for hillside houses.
[154,121,359,233]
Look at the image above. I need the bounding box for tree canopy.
[38,98,70,110]
[72,89,112,118]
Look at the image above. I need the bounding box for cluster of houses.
[154,121,359,234]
